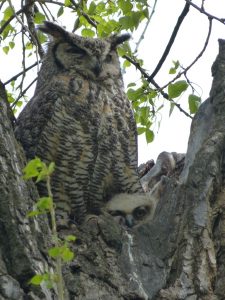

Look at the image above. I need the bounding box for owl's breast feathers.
[15,22,142,224]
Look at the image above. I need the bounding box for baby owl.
[105,193,156,228]
[15,21,143,225]
[105,176,164,228]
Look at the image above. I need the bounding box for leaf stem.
[46,175,64,300]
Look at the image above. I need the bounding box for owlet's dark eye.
[66,45,86,55]
[105,54,113,63]
[133,206,149,220]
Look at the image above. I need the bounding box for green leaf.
[81,28,95,37]
[88,1,97,15]
[145,128,154,143]
[139,106,150,123]
[127,82,136,88]
[16,100,23,107]
[27,210,43,217]
[61,247,74,262]
[117,47,126,57]
[1,23,14,40]
[48,247,61,258]
[23,157,44,180]
[9,41,15,49]
[119,16,132,30]
[65,235,76,242]
[137,127,146,135]
[34,12,46,24]
[25,42,33,50]
[131,11,144,29]
[127,88,143,101]
[96,2,105,13]
[3,46,9,54]
[57,6,64,18]
[64,0,71,7]
[3,6,14,21]
[168,80,188,99]
[169,68,176,75]
[169,60,180,74]
[169,102,175,116]
[148,89,157,99]
[29,274,44,285]
[23,158,55,182]
[123,60,131,68]
[37,31,47,44]
[48,162,55,176]
[188,94,201,114]
[118,0,133,13]
[37,197,53,211]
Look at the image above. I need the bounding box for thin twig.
[201,0,205,11]
[44,0,98,28]
[4,61,40,85]
[7,0,42,71]
[24,0,44,58]
[124,55,192,119]
[11,77,37,109]
[185,0,225,24]
[46,175,64,300]
[148,2,190,81]
[16,3,27,102]
[70,0,97,28]
[0,0,6,11]
[160,17,212,91]
[43,2,55,21]
[134,0,158,53]
[0,0,35,34]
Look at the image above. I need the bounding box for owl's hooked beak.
[92,61,102,77]
[125,214,134,228]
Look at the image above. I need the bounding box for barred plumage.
[15,21,143,225]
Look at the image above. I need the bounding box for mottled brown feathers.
[15,22,142,226]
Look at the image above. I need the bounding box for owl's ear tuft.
[110,33,131,48]
[38,21,68,40]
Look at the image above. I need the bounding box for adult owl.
[15,21,143,226]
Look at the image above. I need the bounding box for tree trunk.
[1,40,225,300]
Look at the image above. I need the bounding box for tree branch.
[23,0,44,58]
[148,2,190,81]
[185,0,225,24]
[134,0,158,53]
[4,61,40,86]
[160,17,212,91]
[11,77,37,109]
[124,55,193,119]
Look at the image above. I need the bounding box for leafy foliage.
[188,94,201,114]
[23,158,75,298]
[0,0,205,144]
[168,80,189,99]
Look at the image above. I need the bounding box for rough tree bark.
[1,40,225,300]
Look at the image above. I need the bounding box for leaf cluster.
[0,0,211,145]
[23,157,75,298]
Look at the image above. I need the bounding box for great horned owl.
[105,193,155,228]
[105,177,166,227]
[15,21,143,225]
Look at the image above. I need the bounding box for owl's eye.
[66,45,86,55]
[133,206,149,220]
[105,54,113,63]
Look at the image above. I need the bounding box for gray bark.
[1,40,225,299]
